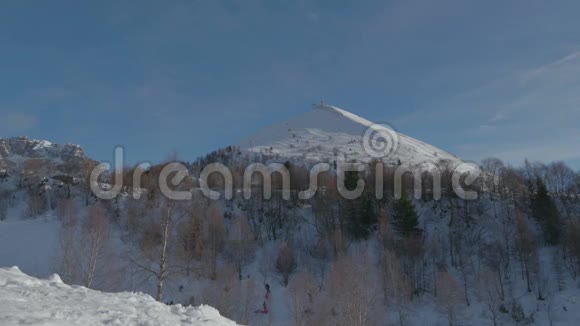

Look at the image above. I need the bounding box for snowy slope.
[241,105,461,165]
[0,267,239,326]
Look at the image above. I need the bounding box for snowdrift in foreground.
[0,267,238,326]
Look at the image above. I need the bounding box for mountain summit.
[0,136,90,173]
[242,105,461,165]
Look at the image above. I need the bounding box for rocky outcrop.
[0,136,94,174]
[0,136,87,163]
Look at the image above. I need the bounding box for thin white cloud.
[522,50,580,83]
[392,48,580,167]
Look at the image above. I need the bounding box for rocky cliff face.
[0,136,92,173]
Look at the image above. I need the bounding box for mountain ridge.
[0,136,91,173]
[241,104,462,166]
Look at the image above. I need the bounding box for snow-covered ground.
[1,109,579,325]
[0,267,238,326]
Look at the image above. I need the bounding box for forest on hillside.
[1,152,580,325]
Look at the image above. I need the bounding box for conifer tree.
[392,192,421,237]
[531,178,561,245]
[340,171,377,240]
[345,193,376,240]
[344,170,359,191]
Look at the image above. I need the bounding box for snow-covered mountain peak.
[315,104,375,127]
[0,136,90,173]
[241,104,462,166]
[0,136,84,159]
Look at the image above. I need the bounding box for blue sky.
[1,0,579,168]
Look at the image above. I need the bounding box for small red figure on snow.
[255,301,269,314]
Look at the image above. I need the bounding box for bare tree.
[123,197,146,233]
[205,202,225,280]
[545,161,575,197]
[377,209,395,252]
[258,246,276,286]
[58,198,79,284]
[289,271,318,326]
[480,241,508,301]
[574,170,580,199]
[131,205,175,302]
[533,260,549,301]
[175,207,204,277]
[306,238,331,290]
[500,165,527,218]
[436,270,463,326]
[79,203,111,288]
[552,248,566,291]
[238,279,260,324]
[514,213,537,292]
[199,264,239,320]
[481,158,505,195]
[564,220,580,279]
[276,242,297,287]
[327,254,379,326]
[79,160,98,206]
[381,249,411,326]
[455,216,487,307]
[0,197,8,221]
[478,269,503,326]
[224,215,256,280]
[312,191,340,240]
[155,206,172,301]
[427,234,446,298]
[196,261,260,323]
